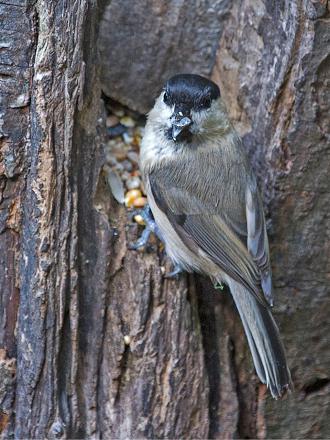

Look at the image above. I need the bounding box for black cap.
[163,74,220,112]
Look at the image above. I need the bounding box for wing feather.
[150,169,271,306]
[246,179,273,304]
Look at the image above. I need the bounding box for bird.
[137,73,292,399]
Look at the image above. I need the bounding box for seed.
[122,132,133,144]
[124,189,142,207]
[106,115,120,127]
[127,151,139,164]
[126,176,141,190]
[108,123,126,138]
[120,116,135,128]
[107,169,125,204]
[122,160,133,172]
[113,149,127,162]
[133,196,147,208]
[134,214,145,225]
[112,108,125,118]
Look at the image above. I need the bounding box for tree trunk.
[211,2,330,437]
[1,1,208,438]
[1,1,329,439]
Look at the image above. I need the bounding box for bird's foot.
[164,263,184,279]
[128,205,163,250]
[128,226,152,250]
[214,281,225,290]
[129,205,185,280]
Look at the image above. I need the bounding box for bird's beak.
[171,115,192,141]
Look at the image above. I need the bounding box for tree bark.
[1,1,209,438]
[1,1,329,439]
[211,2,330,437]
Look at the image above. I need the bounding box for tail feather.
[228,279,292,398]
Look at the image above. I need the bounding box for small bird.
[139,73,292,398]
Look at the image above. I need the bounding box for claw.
[129,205,186,279]
[129,205,164,250]
[164,263,184,279]
[128,227,151,250]
[140,206,164,241]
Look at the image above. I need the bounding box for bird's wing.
[149,168,271,307]
[245,177,273,304]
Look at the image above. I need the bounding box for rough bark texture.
[99,0,232,113]
[1,1,208,438]
[0,0,329,439]
[0,0,35,429]
[212,2,330,437]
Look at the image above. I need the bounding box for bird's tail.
[227,278,292,398]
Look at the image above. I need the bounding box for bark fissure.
[302,378,330,395]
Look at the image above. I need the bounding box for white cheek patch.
[162,103,174,125]
[153,96,174,128]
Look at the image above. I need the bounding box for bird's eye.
[202,97,212,109]
[163,92,169,104]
